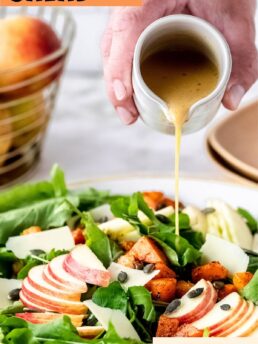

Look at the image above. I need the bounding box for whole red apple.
[0,16,62,98]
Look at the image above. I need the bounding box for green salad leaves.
[92,282,155,342]
[111,192,203,267]
[0,314,142,344]
[0,165,126,245]
[237,208,258,234]
[242,270,258,304]
[82,214,123,269]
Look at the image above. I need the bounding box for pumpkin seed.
[117,271,128,283]
[220,304,231,311]
[213,281,225,290]
[143,263,155,274]
[187,288,204,298]
[8,288,21,301]
[165,299,181,314]
[202,207,216,215]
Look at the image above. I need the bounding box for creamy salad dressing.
[141,49,218,235]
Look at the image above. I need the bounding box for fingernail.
[117,107,134,125]
[113,79,127,101]
[228,84,245,109]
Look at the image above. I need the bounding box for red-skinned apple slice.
[48,255,87,293]
[28,265,81,301]
[185,282,217,324]
[21,279,87,315]
[193,292,243,333]
[15,312,84,327]
[213,300,249,336]
[221,302,257,337]
[43,265,77,292]
[166,279,213,323]
[63,245,111,287]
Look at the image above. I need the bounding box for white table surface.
[29,7,258,185]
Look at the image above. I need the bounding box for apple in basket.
[0,109,12,167]
[9,93,49,148]
[0,16,62,98]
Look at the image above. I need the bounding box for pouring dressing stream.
[141,49,219,234]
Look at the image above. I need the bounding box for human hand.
[101,0,258,124]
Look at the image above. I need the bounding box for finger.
[222,43,258,109]
[188,0,258,110]
[101,26,113,64]
[104,4,169,124]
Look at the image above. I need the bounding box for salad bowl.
[0,168,257,343]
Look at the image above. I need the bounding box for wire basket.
[0,7,75,187]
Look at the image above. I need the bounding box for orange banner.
[0,0,142,5]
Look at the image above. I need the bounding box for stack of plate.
[207,100,258,186]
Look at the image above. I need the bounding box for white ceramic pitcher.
[133,15,232,135]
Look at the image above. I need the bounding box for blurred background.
[1,6,258,185]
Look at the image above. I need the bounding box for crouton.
[129,236,167,264]
[156,315,179,337]
[175,324,204,337]
[176,280,194,298]
[146,277,177,302]
[117,254,136,268]
[192,261,228,283]
[72,228,85,245]
[153,263,176,279]
[143,191,165,210]
[233,272,253,291]
[218,284,237,300]
[142,191,178,210]
[120,241,135,252]
[21,226,42,235]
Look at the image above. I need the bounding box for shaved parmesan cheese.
[99,206,174,242]
[252,234,258,253]
[201,234,249,274]
[108,262,159,289]
[84,300,140,341]
[206,200,253,250]
[0,278,22,308]
[90,204,114,223]
[6,227,75,259]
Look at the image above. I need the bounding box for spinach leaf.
[0,165,67,214]
[74,188,129,213]
[50,164,67,197]
[102,323,143,344]
[0,302,24,316]
[149,236,179,266]
[179,228,205,250]
[0,196,79,245]
[111,192,201,267]
[82,213,122,268]
[128,287,156,323]
[247,256,258,274]
[111,195,149,235]
[0,248,17,278]
[0,181,54,214]
[111,192,171,235]
[169,213,190,229]
[242,270,258,304]
[127,303,152,343]
[237,208,258,234]
[0,315,142,344]
[92,281,128,314]
[150,232,201,266]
